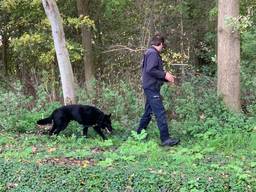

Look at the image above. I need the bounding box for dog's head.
[102,113,113,134]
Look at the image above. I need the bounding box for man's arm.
[165,72,176,83]
[145,52,166,80]
[145,52,175,83]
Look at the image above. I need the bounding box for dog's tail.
[37,114,53,125]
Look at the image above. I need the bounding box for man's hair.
[150,34,165,47]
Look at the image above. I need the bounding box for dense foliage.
[0,77,256,191]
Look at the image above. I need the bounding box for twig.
[172,63,189,66]
[102,45,146,54]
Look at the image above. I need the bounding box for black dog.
[37,104,113,140]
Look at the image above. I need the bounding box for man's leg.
[144,90,170,142]
[137,97,152,134]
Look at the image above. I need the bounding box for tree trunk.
[76,0,94,90]
[2,34,8,76]
[42,0,76,105]
[178,0,185,77]
[217,0,240,112]
[50,60,57,102]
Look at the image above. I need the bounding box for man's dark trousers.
[137,88,170,142]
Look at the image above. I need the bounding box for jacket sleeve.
[145,52,166,80]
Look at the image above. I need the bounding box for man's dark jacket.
[141,47,166,91]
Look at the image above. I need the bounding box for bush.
[0,83,61,133]
[162,75,255,138]
[1,76,255,138]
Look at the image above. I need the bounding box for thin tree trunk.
[217,0,240,112]
[22,67,37,98]
[2,34,8,76]
[42,0,76,104]
[51,60,57,102]
[139,0,155,49]
[76,0,94,90]
[178,0,185,77]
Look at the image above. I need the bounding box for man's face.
[153,43,165,53]
[159,43,164,52]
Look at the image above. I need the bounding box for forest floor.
[1,124,256,191]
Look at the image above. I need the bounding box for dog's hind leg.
[83,126,89,137]
[49,124,57,135]
[53,121,69,135]
[93,126,106,140]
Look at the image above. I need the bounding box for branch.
[102,45,146,54]
[171,63,189,66]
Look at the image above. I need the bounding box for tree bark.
[217,0,240,112]
[2,34,8,76]
[42,0,76,104]
[76,0,94,90]
[178,0,185,77]
[50,60,57,102]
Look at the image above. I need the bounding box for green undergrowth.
[0,129,256,191]
[0,77,256,191]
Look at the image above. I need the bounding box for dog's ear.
[107,113,111,118]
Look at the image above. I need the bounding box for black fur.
[37,105,113,140]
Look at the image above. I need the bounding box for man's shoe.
[161,138,180,147]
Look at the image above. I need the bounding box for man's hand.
[165,72,176,83]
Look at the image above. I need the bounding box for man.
[137,34,180,147]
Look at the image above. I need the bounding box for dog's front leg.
[93,126,107,140]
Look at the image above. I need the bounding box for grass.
[0,80,255,191]
[0,125,256,191]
